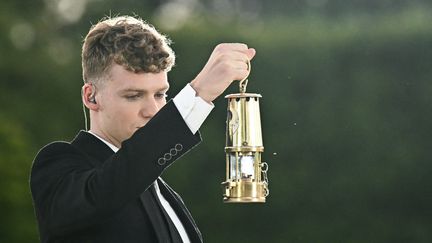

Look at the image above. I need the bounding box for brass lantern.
[222,62,269,203]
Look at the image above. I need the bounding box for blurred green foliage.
[1,1,432,242]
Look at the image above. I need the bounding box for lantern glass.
[229,153,255,180]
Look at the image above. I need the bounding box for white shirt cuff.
[173,84,214,134]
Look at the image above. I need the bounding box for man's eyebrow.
[158,86,170,92]
[119,86,170,94]
[118,89,145,95]
[120,88,145,93]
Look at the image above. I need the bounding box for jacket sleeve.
[30,101,202,236]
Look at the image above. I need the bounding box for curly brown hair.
[81,16,175,85]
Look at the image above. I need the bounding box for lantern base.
[222,180,267,203]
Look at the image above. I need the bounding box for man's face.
[92,64,169,147]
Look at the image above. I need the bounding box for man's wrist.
[190,80,213,103]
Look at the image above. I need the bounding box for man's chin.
[132,126,143,134]
[136,123,148,130]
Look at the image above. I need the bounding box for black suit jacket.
[30,101,203,243]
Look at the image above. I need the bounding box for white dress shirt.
[89,83,213,243]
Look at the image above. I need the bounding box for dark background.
[1,0,432,242]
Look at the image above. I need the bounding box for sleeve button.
[175,143,183,151]
[164,153,172,160]
[157,158,166,165]
[170,148,177,156]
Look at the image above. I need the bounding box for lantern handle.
[239,59,251,93]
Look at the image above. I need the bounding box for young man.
[30,16,255,242]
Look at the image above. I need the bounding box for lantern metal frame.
[222,61,269,203]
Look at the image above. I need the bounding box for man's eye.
[155,93,167,99]
[125,94,141,100]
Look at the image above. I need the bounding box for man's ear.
[82,83,99,110]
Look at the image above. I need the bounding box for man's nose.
[140,97,160,119]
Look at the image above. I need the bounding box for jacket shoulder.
[31,141,89,174]
[34,141,78,162]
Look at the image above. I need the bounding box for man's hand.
[190,43,256,103]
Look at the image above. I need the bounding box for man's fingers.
[215,43,249,52]
[229,47,256,62]
[232,59,249,71]
[214,47,255,63]
[214,43,255,61]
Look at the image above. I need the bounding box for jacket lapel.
[139,189,172,243]
[158,178,203,243]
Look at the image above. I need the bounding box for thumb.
[246,48,256,60]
